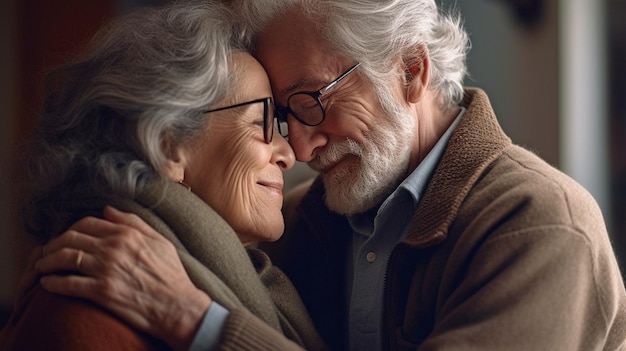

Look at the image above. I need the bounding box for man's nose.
[286,118,327,162]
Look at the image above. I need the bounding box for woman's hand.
[36,205,211,351]
[14,246,44,310]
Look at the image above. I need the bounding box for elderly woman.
[0,2,326,351]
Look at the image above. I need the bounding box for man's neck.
[406,94,461,176]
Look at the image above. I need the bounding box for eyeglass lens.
[287,93,324,126]
[277,63,360,128]
[265,100,289,143]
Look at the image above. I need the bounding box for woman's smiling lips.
[257,181,283,196]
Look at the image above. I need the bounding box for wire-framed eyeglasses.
[204,97,288,144]
[275,63,361,128]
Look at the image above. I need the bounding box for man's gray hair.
[235,0,470,109]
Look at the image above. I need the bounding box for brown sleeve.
[216,308,306,351]
[0,284,167,351]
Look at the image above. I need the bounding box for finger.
[36,247,93,275]
[42,229,100,257]
[39,274,99,300]
[103,205,162,240]
[68,215,131,239]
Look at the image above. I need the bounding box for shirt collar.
[348,107,466,237]
[398,107,466,205]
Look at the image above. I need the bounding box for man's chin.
[321,166,403,215]
[322,179,380,215]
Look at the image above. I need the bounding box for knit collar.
[403,88,512,247]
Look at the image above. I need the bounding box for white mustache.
[309,138,363,172]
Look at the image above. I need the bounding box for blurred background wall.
[1,0,625,325]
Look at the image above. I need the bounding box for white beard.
[309,108,415,215]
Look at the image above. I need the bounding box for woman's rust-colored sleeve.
[0,284,167,351]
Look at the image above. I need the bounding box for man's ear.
[403,44,430,103]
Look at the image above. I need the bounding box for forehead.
[254,8,344,99]
[227,52,273,100]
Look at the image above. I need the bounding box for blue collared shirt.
[190,108,465,351]
[347,108,465,351]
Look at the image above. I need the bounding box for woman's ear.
[161,154,186,181]
[160,137,187,181]
[404,44,430,103]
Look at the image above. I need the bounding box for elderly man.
[249,1,626,350]
[33,0,626,350]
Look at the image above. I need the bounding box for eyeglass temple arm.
[320,63,361,95]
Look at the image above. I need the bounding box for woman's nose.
[273,133,295,170]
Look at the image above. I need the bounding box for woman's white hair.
[21,1,245,239]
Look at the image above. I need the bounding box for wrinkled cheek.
[220,158,255,205]
[249,196,285,241]
[212,178,255,231]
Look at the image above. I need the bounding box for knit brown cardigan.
[262,88,626,350]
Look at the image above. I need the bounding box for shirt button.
[366,252,377,263]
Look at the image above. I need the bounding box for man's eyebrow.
[279,77,324,96]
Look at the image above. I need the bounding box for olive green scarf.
[57,177,323,349]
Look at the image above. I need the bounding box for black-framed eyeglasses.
[275,63,361,128]
[203,97,287,144]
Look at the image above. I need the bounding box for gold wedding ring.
[76,249,84,269]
